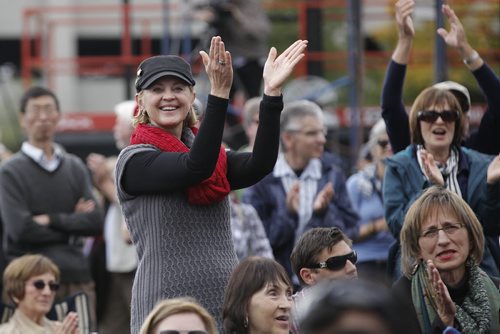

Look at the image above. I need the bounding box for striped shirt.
[273,154,322,240]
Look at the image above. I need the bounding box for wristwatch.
[463,50,479,65]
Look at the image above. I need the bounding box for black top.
[121,94,283,195]
[381,61,500,155]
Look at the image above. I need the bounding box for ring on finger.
[218,59,226,65]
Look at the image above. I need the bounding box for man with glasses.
[243,99,359,283]
[289,227,357,333]
[0,86,103,331]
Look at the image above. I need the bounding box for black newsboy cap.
[135,55,196,92]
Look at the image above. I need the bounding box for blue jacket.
[243,154,360,277]
[383,145,500,278]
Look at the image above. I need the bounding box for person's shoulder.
[0,318,18,334]
[0,152,29,174]
[320,151,346,171]
[460,146,495,162]
[386,145,415,165]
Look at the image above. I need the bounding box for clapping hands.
[426,260,456,327]
[487,154,500,184]
[263,40,308,96]
[420,149,445,186]
[199,36,233,99]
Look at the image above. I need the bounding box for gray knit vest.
[115,144,237,333]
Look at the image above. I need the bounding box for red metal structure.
[20,0,499,129]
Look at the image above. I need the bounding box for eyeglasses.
[160,331,208,334]
[288,128,327,138]
[31,280,60,292]
[417,110,459,123]
[26,105,58,116]
[420,223,464,239]
[308,251,357,271]
[377,139,389,149]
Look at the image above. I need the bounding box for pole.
[347,0,363,171]
[306,1,323,76]
[122,0,133,99]
[435,0,447,83]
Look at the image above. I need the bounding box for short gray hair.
[280,100,324,133]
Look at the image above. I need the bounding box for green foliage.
[266,2,499,107]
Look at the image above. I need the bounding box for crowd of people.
[0,1,499,333]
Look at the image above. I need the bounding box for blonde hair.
[139,297,217,334]
[400,186,484,278]
[133,89,198,128]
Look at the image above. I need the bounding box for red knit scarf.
[130,123,230,205]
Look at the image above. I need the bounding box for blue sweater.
[383,145,500,279]
[381,60,500,155]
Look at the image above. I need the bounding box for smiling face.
[16,272,57,323]
[20,95,61,145]
[419,102,456,154]
[417,209,470,280]
[248,280,293,334]
[137,76,196,138]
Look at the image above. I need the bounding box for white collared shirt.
[21,142,63,172]
[273,154,322,240]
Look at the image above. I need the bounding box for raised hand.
[313,182,334,213]
[420,149,444,186]
[263,40,308,96]
[487,154,500,184]
[395,0,415,39]
[286,182,300,215]
[437,5,467,49]
[199,36,233,99]
[426,260,456,327]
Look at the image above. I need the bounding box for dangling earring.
[243,315,248,328]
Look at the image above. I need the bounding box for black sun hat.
[135,55,196,92]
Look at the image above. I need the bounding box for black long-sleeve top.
[381,60,500,155]
[121,94,283,195]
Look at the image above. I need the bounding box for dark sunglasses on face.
[377,139,389,149]
[160,331,208,334]
[417,110,459,123]
[32,280,60,292]
[308,251,357,271]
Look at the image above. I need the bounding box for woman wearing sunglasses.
[383,86,500,281]
[394,187,500,334]
[222,256,293,334]
[0,254,78,334]
[139,297,217,334]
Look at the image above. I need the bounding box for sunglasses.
[160,332,208,334]
[308,251,357,271]
[32,280,60,292]
[377,139,389,149]
[417,110,459,123]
